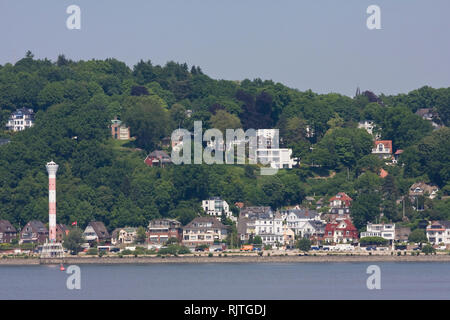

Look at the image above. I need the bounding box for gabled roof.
[87,221,110,238]
[325,219,357,232]
[374,140,393,151]
[415,108,433,117]
[285,208,319,219]
[23,220,48,233]
[0,220,16,233]
[329,192,353,202]
[148,150,171,160]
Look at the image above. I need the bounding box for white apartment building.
[6,108,35,132]
[426,221,450,246]
[254,129,297,169]
[202,197,234,221]
[360,223,396,243]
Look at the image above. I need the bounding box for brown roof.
[22,220,48,234]
[0,220,16,233]
[237,217,250,235]
[184,216,228,230]
[88,221,110,239]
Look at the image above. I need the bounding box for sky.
[0,0,449,96]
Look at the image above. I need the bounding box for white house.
[238,207,284,246]
[254,129,297,169]
[358,120,381,139]
[360,223,396,243]
[371,140,393,160]
[6,108,35,132]
[284,208,321,236]
[202,197,234,221]
[426,221,450,246]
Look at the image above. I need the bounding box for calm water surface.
[1,262,449,299]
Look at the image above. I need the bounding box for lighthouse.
[46,161,59,243]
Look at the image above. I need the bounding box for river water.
[1,262,449,299]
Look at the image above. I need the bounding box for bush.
[360,237,388,246]
[296,238,312,252]
[422,244,436,255]
[87,248,98,255]
[121,249,133,255]
[208,253,213,257]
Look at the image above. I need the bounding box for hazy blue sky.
[0,0,449,96]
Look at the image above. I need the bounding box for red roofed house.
[324,219,358,244]
[328,192,353,221]
[144,150,172,167]
[393,149,403,163]
[329,192,352,209]
[372,140,393,160]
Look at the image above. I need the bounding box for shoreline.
[1,254,450,265]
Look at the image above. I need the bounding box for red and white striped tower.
[46,161,59,243]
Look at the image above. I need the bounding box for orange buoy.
[60,263,65,271]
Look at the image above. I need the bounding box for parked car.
[110,247,120,253]
[310,246,320,251]
[252,247,261,251]
[214,248,223,252]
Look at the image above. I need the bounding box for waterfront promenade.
[1,252,450,265]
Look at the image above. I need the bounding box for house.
[182,217,229,247]
[415,108,441,129]
[0,220,17,243]
[395,226,411,242]
[234,202,245,209]
[358,120,381,139]
[20,220,48,244]
[372,140,393,160]
[284,208,321,236]
[394,150,403,162]
[110,118,130,140]
[324,219,358,244]
[144,150,172,167]
[202,197,234,221]
[55,224,69,243]
[6,108,35,132]
[83,221,110,244]
[282,224,296,247]
[329,192,352,209]
[147,219,182,244]
[409,182,439,199]
[237,207,284,246]
[111,227,137,245]
[301,220,326,241]
[426,221,450,246]
[252,129,297,169]
[237,217,251,242]
[328,192,353,220]
[360,223,396,244]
